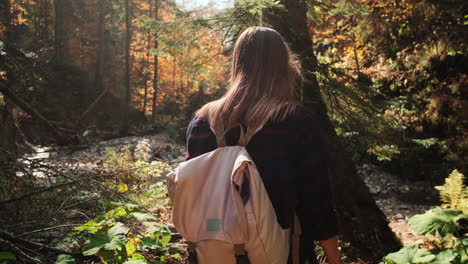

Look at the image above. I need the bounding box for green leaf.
[82,222,129,255]
[123,260,147,264]
[383,246,435,264]
[408,208,466,237]
[123,254,148,264]
[132,212,157,222]
[149,226,172,248]
[108,222,129,236]
[429,250,455,264]
[74,219,105,233]
[456,239,468,264]
[55,254,76,264]
[83,233,108,255]
[106,207,129,219]
[139,237,157,249]
[0,252,15,260]
[128,253,146,260]
[104,223,129,250]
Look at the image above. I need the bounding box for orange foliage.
[6,0,227,118]
[130,2,227,115]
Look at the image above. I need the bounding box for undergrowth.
[381,169,468,264]
[0,146,177,264]
[55,203,181,264]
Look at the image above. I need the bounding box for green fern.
[435,169,468,212]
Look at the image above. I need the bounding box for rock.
[369,187,380,195]
[83,129,96,137]
[89,146,98,154]
[399,205,409,209]
[395,213,404,219]
[175,155,185,163]
[400,185,410,193]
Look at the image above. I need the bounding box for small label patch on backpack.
[206,218,222,232]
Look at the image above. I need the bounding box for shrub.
[57,204,181,264]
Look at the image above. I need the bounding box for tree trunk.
[151,0,159,122]
[94,0,105,102]
[42,0,50,42]
[351,33,361,76]
[0,108,17,156]
[142,0,152,117]
[54,0,72,63]
[33,4,38,40]
[263,1,400,261]
[120,0,131,134]
[54,0,64,62]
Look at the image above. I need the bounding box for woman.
[185,27,341,264]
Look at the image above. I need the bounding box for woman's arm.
[294,108,340,258]
[319,236,342,264]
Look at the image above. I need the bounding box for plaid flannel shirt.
[185,105,338,262]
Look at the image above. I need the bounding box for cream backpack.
[166,123,301,264]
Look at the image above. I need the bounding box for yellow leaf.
[125,236,140,256]
[117,183,128,193]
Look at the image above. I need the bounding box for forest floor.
[12,134,441,263]
[54,134,440,244]
[357,164,439,247]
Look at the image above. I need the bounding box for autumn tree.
[54,0,72,63]
[120,0,132,134]
[151,0,159,121]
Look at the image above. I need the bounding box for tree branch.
[0,81,68,145]
[0,230,75,256]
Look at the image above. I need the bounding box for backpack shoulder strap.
[237,120,268,147]
[209,119,268,148]
[209,122,237,147]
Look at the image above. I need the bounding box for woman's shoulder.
[187,116,210,131]
[280,104,322,126]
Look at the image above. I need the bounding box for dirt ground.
[357,164,440,248]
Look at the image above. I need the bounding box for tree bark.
[54,0,72,63]
[0,107,16,155]
[54,0,64,62]
[120,0,131,134]
[142,0,152,117]
[151,0,159,122]
[263,1,400,261]
[94,0,105,101]
[351,33,361,76]
[41,0,51,42]
[33,3,38,40]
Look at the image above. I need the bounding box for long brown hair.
[196,26,301,132]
